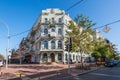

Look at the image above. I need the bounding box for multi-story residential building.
[20,8,90,64]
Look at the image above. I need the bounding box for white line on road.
[90,73,120,78]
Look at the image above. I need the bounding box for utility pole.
[68,44,70,73]
[66,37,72,74]
[0,20,10,69]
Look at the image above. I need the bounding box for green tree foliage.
[115,56,120,60]
[92,42,116,61]
[66,14,96,53]
[91,51,101,59]
[66,14,116,62]
[0,54,4,60]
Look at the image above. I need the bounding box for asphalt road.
[77,63,120,80]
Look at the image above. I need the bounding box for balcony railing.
[42,12,49,15]
[41,33,49,38]
[40,20,64,25]
[48,33,56,37]
[56,21,64,25]
[41,21,50,25]
[40,46,63,51]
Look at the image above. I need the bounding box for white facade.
[93,30,103,40]
[21,8,89,64]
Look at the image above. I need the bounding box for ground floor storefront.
[31,51,89,64]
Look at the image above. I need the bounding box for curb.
[75,68,100,76]
[72,66,104,80]
[54,66,104,80]
[75,67,103,76]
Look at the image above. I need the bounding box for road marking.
[40,73,61,79]
[90,73,120,78]
[14,73,25,77]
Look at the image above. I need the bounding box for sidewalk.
[0,63,100,80]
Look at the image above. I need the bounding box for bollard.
[1,72,3,76]
[38,73,40,80]
[0,66,1,76]
[20,73,21,78]
[56,71,58,78]
[39,77,40,80]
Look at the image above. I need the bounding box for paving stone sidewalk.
[0,63,100,80]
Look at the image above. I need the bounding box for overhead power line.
[66,0,84,11]
[10,29,30,37]
[10,0,85,38]
[10,19,120,38]
[93,20,120,30]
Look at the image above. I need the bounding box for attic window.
[51,9,54,14]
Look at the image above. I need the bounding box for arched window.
[43,53,47,62]
[45,18,48,23]
[58,18,62,23]
[51,28,55,32]
[65,54,67,60]
[44,40,48,49]
[73,54,75,60]
[52,17,55,23]
[44,28,48,34]
[58,28,62,35]
[58,40,62,49]
[51,40,55,49]
[58,53,62,61]
[69,54,71,60]
[76,55,78,61]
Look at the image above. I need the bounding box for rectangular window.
[52,17,55,23]
[58,18,62,23]
[58,28,62,35]
[45,18,48,23]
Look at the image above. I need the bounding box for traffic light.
[69,37,72,51]
[65,37,72,51]
[69,44,72,51]
[65,44,69,51]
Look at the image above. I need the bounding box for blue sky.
[0,0,120,57]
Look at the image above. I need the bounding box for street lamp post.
[0,20,10,69]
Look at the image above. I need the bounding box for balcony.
[29,38,35,44]
[48,33,56,37]
[41,21,50,25]
[56,35,64,40]
[58,46,63,49]
[40,45,64,52]
[32,23,40,31]
[41,47,49,51]
[29,49,35,55]
[57,21,64,25]
[40,48,63,52]
[42,12,49,15]
[41,33,49,38]
[55,12,64,15]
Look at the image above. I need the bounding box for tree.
[0,54,4,60]
[92,39,117,62]
[91,51,101,61]
[66,14,96,67]
[66,14,96,53]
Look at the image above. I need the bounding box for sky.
[0,0,120,57]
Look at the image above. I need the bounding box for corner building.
[21,8,88,64]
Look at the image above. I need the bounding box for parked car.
[104,60,115,67]
[113,60,120,65]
